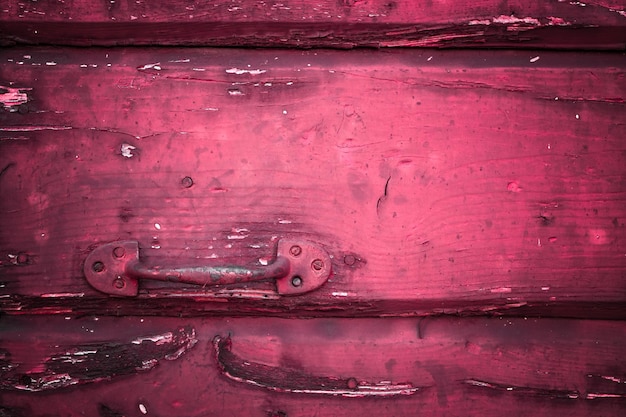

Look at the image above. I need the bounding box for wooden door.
[1,1,625,416]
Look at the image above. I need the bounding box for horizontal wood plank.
[0,47,625,318]
[0,0,625,49]
[0,316,625,415]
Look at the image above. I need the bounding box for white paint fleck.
[332,291,349,297]
[139,403,147,414]
[601,376,625,383]
[537,238,541,247]
[468,19,491,25]
[541,286,551,291]
[138,62,161,71]
[121,143,136,158]
[427,56,433,61]
[225,68,266,75]
[228,90,244,96]
[132,332,173,346]
[575,114,580,119]
[530,56,540,63]
[45,61,57,66]
[493,15,540,25]
[192,68,206,71]
[154,223,161,230]
[278,219,292,224]
[258,258,269,266]
[40,293,85,298]
[490,287,512,294]
[286,81,293,85]
[586,393,625,399]
[227,234,248,240]
[282,110,288,115]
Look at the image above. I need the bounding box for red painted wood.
[0,316,624,416]
[0,0,625,49]
[1,47,624,318]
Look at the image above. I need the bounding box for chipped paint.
[121,143,136,158]
[132,332,174,346]
[0,86,31,111]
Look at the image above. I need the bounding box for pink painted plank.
[0,0,625,49]
[0,47,625,318]
[1,316,625,415]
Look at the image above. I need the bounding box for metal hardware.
[83,239,331,296]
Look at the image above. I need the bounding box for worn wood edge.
[2,295,625,320]
[1,21,625,50]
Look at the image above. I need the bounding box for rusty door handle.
[83,239,331,296]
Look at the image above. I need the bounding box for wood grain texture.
[0,316,624,416]
[0,0,625,49]
[0,47,625,318]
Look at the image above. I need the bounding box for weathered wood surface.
[1,47,625,318]
[0,316,625,416]
[1,0,625,49]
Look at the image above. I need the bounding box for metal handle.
[84,239,331,296]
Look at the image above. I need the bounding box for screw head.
[311,259,324,271]
[113,246,125,258]
[291,276,303,287]
[344,255,356,266]
[113,277,126,289]
[92,261,105,273]
[289,245,302,257]
[181,176,194,188]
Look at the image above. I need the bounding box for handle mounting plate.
[84,239,331,297]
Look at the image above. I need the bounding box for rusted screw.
[181,176,194,188]
[92,261,105,273]
[113,277,126,289]
[291,276,303,287]
[343,255,356,266]
[311,259,324,271]
[289,245,302,257]
[113,246,125,258]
